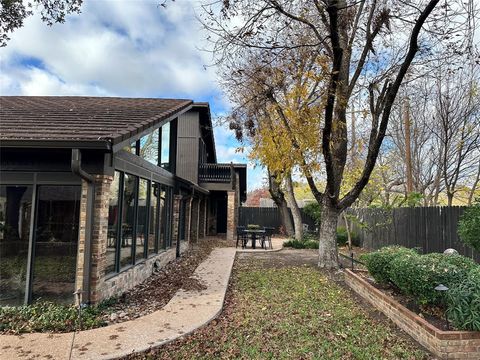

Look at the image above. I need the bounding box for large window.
[136,179,148,261]
[123,120,176,172]
[160,122,170,170]
[106,171,121,275]
[105,171,176,276]
[0,185,33,306]
[158,186,166,250]
[149,183,159,255]
[120,173,136,269]
[32,186,80,303]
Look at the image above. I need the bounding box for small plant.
[283,234,319,249]
[458,201,480,252]
[0,300,110,333]
[336,226,360,247]
[247,224,261,230]
[447,266,480,331]
[360,246,418,285]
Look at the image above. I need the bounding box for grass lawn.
[130,252,429,359]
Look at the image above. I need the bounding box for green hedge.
[447,267,480,331]
[360,246,418,285]
[362,245,480,330]
[389,253,474,305]
[458,201,480,252]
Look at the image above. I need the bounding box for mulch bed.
[104,237,230,325]
[355,270,450,331]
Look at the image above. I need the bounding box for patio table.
[243,229,266,249]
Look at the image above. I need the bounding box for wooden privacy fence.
[238,207,317,233]
[347,206,480,262]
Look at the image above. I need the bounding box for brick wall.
[90,175,113,303]
[344,269,480,359]
[226,191,237,242]
[190,198,200,242]
[75,180,89,303]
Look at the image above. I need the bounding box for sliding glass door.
[31,186,81,303]
[0,185,33,306]
[0,184,81,305]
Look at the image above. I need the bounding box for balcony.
[198,163,234,183]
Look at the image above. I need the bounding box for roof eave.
[0,139,112,150]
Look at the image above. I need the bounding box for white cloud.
[0,0,217,97]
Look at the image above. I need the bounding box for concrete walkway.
[0,248,236,360]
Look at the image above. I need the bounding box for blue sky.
[0,0,266,191]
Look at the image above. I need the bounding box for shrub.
[360,246,418,285]
[303,202,321,225]
[447,266,480,331]
[0,301,108,333]
[458,201,480,252]
[336,227,361,247]
[390,252,475,305]
[283,235,319,249]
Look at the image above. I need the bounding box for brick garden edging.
[344,269,480,359]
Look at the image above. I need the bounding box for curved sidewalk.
[0,248,236,360]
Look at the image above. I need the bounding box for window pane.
[160,123,170,170]
[0,185,33,306]
[106,171,121,275]
[136,179,148,261]
[32,185,81,304]
[140,129,159,166]
[158,186,166,250]
[120,174,136,268]
[149,183,158,255]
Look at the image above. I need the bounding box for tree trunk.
[318,202,340,269]
[284,173,303,240]
[268,169,294,237]
[447,191,454,206]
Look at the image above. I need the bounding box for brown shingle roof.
[0,96,192,147]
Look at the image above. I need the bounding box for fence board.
[239,207,316,234]
[349,206,479,262]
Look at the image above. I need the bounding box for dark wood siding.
[176,111,200,183]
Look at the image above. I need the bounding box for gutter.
[71,149,95,304]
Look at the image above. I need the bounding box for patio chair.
[262,227,275,250]
[236,226,248,248]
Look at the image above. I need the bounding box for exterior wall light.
[434,284,450,330]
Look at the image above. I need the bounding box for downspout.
[71,149,95,304]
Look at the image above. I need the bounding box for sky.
[0,0,266,191]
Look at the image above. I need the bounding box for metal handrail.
[199,163,232,183]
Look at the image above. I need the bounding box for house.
[0,96,246,306]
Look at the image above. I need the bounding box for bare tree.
[433,65,480,205]
[200,0,475,268]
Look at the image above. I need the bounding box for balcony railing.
[199,163,233,183]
